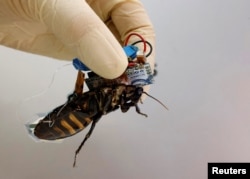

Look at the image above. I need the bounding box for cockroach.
[33,70,168,167]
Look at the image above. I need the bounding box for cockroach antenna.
[142,92,169,110]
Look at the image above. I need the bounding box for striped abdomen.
[34,109,93,140]
[33,85,130,140]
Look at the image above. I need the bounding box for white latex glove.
[0,0,155,79]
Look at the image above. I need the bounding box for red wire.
[128,62,136,67]
[124,33,147,53]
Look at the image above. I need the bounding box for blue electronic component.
[123,45,138,59]
[72,58,90,71]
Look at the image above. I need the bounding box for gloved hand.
[0,0,155,79]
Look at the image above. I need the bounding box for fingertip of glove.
[77,28,128,79]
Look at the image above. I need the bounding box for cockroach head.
[123,85,168,110]
[124,85,144,102]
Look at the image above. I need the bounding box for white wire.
[17,62,72,127]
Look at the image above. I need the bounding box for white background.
[1,0,250,179]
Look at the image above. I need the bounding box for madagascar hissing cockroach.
[33,70,168,167]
